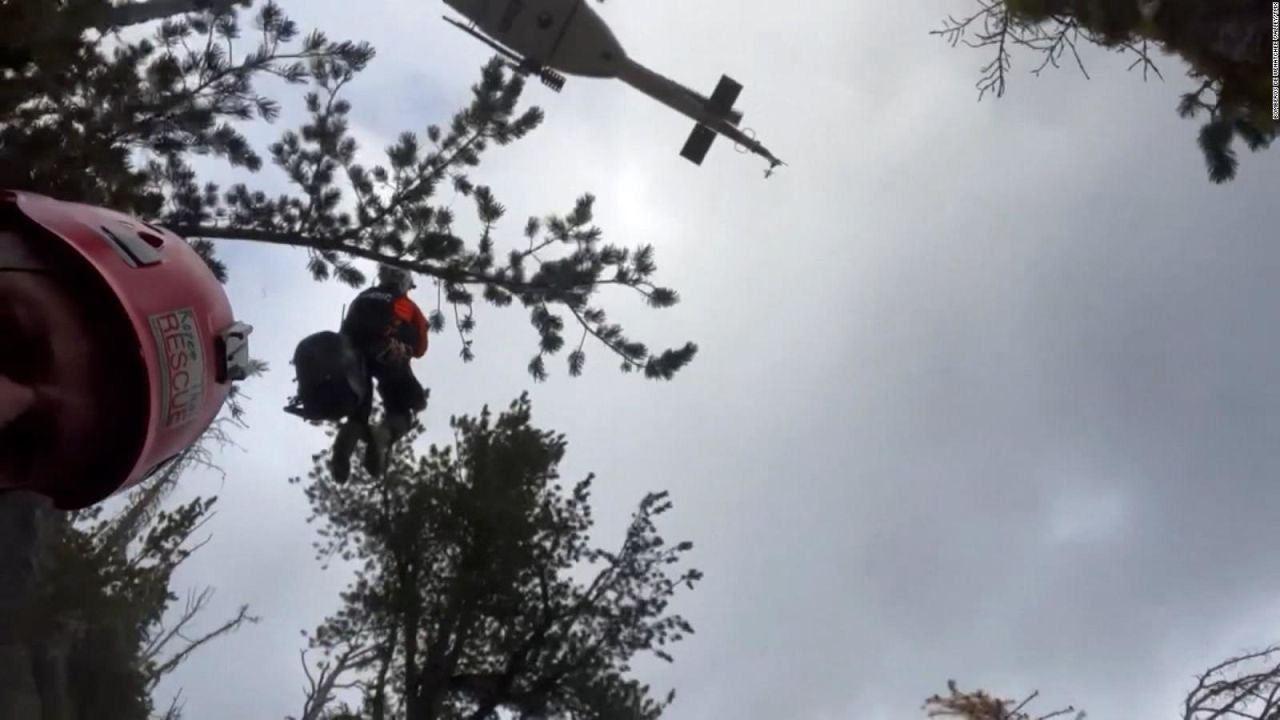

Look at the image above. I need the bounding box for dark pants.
[328,334,427,480]
[350,350,427,438]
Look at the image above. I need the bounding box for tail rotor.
[732,127,759,154]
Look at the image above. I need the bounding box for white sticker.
[148,308,206,428]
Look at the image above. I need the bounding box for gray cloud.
[147,1,1280,719]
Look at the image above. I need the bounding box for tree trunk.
[0,644,41,720]
[0,492,55,720]
[370,628,397,720]
[399,560,425,720]
[30,626,74,720]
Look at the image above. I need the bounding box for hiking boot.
[363,425,391,478]
[330,421,362,483]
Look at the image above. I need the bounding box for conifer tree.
[0,0,696,381]
[289,395,702,720]
[934,0,1275,183]
[0,416,262,720]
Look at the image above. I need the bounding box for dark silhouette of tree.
[0,416,262,720]
[0,0,696,382]
[927,642,1280,720]
[1183,644,1280,720]
[92,0,250,31]
[288,394,702,720]
[933,0,1275,183]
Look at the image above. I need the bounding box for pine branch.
[168,224,534,290]
[342,129,488,241]
[93,446,194,560]
[566,306,643,371]
[933,0,1271,183]
[169,221,690,376]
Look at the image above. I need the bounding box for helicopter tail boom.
[616,60,744,127]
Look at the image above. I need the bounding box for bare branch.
[924,680,1079,720]
[142,587,215,664]
[1184,645,1280,720]
[931,2,1171,102]
[298,642,379,720]
[159,688,185,720]
[146,603,261,689]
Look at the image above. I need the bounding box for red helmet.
[1,190,252,508]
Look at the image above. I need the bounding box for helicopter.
[442,0,786,174]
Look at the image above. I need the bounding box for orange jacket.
[391,295,429,358]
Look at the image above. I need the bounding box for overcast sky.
[143,1,1280,718]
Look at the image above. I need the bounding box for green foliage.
[26,474,251,720]
[32,510,154,720]
[0,0,696,382]
[933,0,1275,183]
[1197,116,1237,184]
[290,394,702,719]
[6,380,267,720]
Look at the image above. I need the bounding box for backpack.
[340,286,398,349]
[283,330,369,422]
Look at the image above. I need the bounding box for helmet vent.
[99,223,162,267]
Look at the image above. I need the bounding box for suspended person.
[328,264,429,482]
